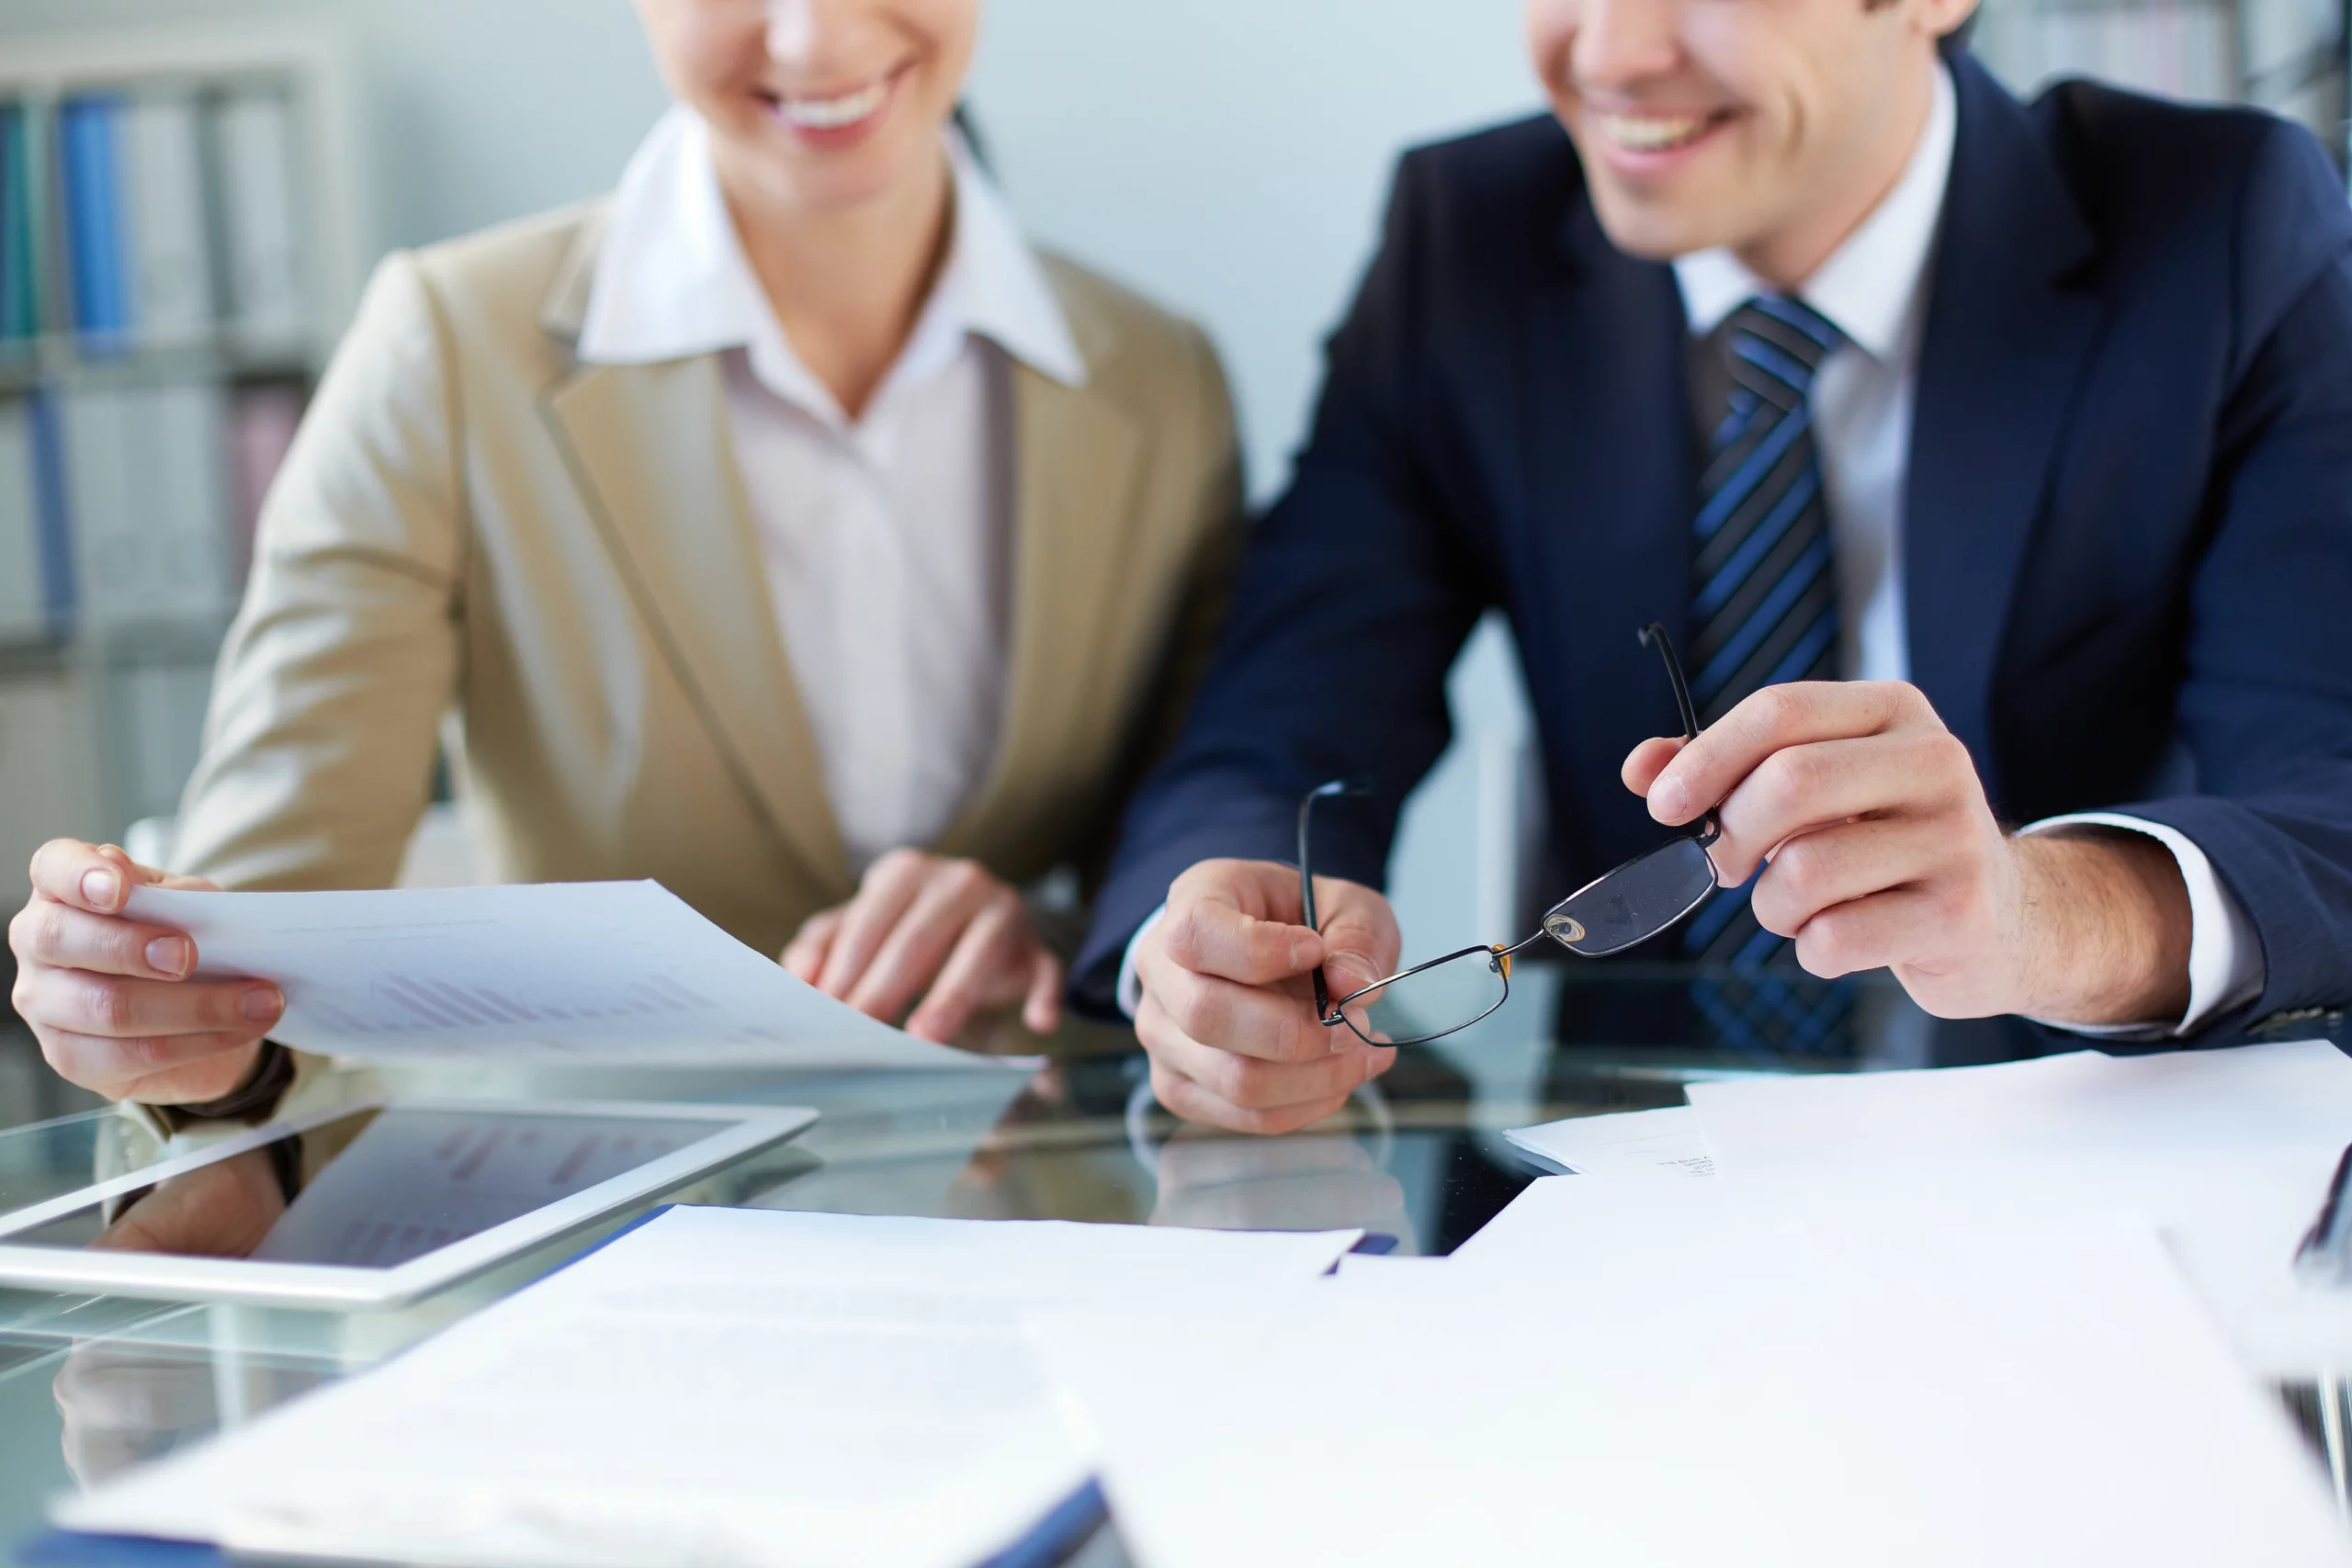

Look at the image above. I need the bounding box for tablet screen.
[6,1107,722,1269]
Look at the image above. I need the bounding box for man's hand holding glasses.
[1132,623,2203,1134]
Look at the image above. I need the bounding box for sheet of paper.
[1686,1040,2352,1378]
[58,1206,1363,1568]
[1037,1210,2348,1568]
[124,880,1002,1070]
[1503,1105,1713,1178]
[1445,1171,1736,1277]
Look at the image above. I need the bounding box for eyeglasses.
[1303,622,1724,1048]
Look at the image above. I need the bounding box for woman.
[6,0,1240,1112]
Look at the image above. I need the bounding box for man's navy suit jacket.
[1075,53,2352,1040]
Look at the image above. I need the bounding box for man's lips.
[1589,106,1737,155]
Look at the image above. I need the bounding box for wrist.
[2009,831,2193,1025]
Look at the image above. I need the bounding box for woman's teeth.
[1596,111,1713,152]
[778,79,891,130]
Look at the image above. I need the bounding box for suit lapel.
[539,355,853,896]
[1905,56,2101,795]
[1523,200,1695,865]
[933,361,1145,855]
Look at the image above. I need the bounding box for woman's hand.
[780,851,1063,1044]
[8,840,285,1104]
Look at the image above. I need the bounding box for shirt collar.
[1671,61,1957,362]
[579,105,1087,423]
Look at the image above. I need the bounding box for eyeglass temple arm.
[1298,779,1370,1020]
[1637,623,1722,850]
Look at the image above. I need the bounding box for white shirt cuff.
[1114,905,1169,1021]
[2017,812,2266,1037]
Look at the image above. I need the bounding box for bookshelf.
[0,23,367,886]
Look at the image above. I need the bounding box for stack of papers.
[1039,1206,2348,1567]
[52,1040,2352,1567]
[56,1206,1363,1568]
[123,881,1001,1071]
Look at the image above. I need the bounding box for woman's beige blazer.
[169,204,1243,959]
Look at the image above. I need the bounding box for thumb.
[1312,878,1400,996]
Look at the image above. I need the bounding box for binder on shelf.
[0,397,43,641]
[61,380,234,628]
[28,390,74,634]
[61,95,134,353]
[211,86,304,351]
[123,89,214,350]
[0,102,39,346]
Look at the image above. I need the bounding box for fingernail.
[1329,955,1376,993]
[81,869,120,908]
[240,985,285,1023]
[1652,774,1690,821]
[145,936,191,977]
[1288,936,1318,972]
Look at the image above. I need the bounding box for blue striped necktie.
[1679,295,1853,1055]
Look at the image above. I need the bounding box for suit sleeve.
[2120,122,2352,1035]
[169,252,465,892]
[1069,152,1493,1013]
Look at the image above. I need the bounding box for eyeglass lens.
[1332,947,1510,1048]
[1541,836,1718,957]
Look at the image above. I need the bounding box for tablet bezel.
[0,1097,818,1310]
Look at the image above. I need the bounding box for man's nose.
[1568,0,1686,95]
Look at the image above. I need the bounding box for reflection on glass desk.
[0,964,2342,1561]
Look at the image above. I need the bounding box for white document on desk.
[1685,1039,2352,1379]
[57,1205,1364,1568]
[1038,1210,2349,1568]
[123,880,1000,1070]
[1503,1105,1714,1178]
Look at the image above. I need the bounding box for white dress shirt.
[1124,64,2261,1033]
[578,106,1087,874]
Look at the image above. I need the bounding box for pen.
[2293,1142,2352,1279]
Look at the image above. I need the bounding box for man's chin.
[1583,187,1738,263]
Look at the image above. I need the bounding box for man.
[1073,0,2352,1133]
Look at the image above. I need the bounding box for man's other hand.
[9,840,284,1103]
[1623,681,2193,1025]
[1132,859,1401,1134]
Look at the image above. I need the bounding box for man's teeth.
[1597,112,1713,152]
[779,80,890,130]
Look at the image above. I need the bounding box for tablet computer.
[0,1098,817,1310]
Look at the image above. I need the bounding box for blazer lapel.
[1905,55,2101,795]
[538,355,854,897]
[1522,197,1695,867]
[934,361,1145,855]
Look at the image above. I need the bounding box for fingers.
[815,850,935,1000]
[902,897,1029,1042]
[1139,994,1395,1135]
[779,908,842,984]
[1787,885,1953,984]
[1708,728,1981,885]
[1022,950,1063,1036]
[17,965,283,1042]
[1306,875,1403,998]
[1748,815,1964,941]
[847,862,1006,1025]
[10,898,200,982]
[1646,682,1925,828]
[1136,952,1332,1064]
[1159,861,1324,987]
[1620,735,1687,797]
[28,840,157,914]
